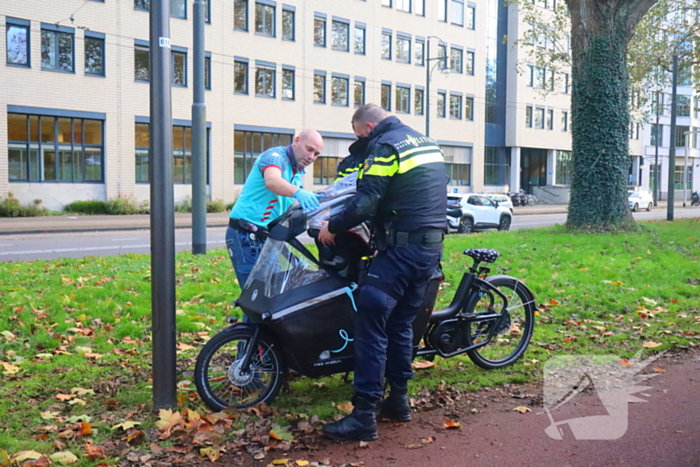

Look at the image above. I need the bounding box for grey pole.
[192,0,207,254]
[425,37,431,137]
[653,92,659,206]
[667,54,678,221]
[683,130,689,207]
[149,0,177,410]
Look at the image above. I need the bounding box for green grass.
[1,219,699,464]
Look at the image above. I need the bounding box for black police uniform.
[334,137,369,182]
[328,116,446,403]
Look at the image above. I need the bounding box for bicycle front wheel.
[195,326,287,410]
[464,275,535,370]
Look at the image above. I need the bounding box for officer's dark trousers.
[353,243,442,401]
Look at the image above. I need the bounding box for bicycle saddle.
[463,248,500,263]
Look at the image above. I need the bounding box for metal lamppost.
[653,91,661,206]
[425,36,448,137]
[666,55,678,221]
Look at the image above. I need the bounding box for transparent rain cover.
[243,172,359,297]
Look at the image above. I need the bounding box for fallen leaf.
[1,331,16,341]
[56,393,76,401]
[549,298,560,305]
[111,421,141,431]
[653,367,666,373]
[71,387,95,396]
[272,459,289,465]
[643,341,662,348]
[40,411,60,420]
[49,451,79,465]
[79,421,92,436]
[0,362,20,375]
[513,406,532,414]
[619,359,633,366]
[335,401,354,414]
[443,418,461,429]
[177,343,195,351]
[270,424,294,441]
[296,461,310,466]
[84,441,107,460]
[200,447,222,462]
[412,360,437,369]
[12,451,43,462]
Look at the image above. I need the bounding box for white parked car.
[628,191,653,212]
[483,193,514,214]
[447,194,513,233]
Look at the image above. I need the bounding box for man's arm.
[263,166,299,197]
[328,144,397,234]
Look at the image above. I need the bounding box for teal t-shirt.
[230,145,304,228]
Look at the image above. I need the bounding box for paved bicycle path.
[214,350,699,467]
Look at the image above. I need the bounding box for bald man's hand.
[318,221,336,245]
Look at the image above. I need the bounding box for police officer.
[227,130,324,289]
[334,137,369,182]
[318,104,446,441]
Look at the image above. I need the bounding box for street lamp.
[425,36,449,137]
[682,129,699,207]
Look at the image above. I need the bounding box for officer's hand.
[318,221,336,245]
[293,189,321,211]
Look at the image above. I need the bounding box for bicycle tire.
[195,326,287,410]
[464,275,535,370]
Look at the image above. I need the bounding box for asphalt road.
[1,209,699,262]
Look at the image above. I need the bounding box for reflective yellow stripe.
[373,155,396,164]
[364,160,398,177]
[398,145,442,161]
[398,151,444,174]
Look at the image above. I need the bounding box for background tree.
[517,0,699,230]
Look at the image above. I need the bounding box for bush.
[0,192,48,217]
[174,196,192,213]
[206,199,227,213]
[105,196,141,215]
[63,200,108,215]
[225,201,235,211]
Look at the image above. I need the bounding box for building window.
[8,113,103,183]
[205,0,211,23]
[651,124,663,146]
[535,67,545,89]
[449,94,462,119]
[674,165,692,190]
[546,109,554,130]
[135,123,210,183]
[171,0,186,19]
[281,8,295,40]
[415,0,425,16]
[282,68,294,100]
[675,125,690,147]
[415,88,424,115]
[172,49,187,86]
[563,72,570,93]
[446,163,470,185]
[450,47,463,73]
[547,69,555,90]
[84,34,105,76]
[234,0,248,31]
[484,147,507,186]
[134,44,149,81]
[255,2,275,37]
[534,108,545,129]
[332,76,349,106]
[204,54,211,89]
[466,5,475,29]
[465,96,474,120]
[397,0,411,12]
[331,20,350,52]
[234,60,248,94]
[677,95,691,117]
[525,105,533,128]
[354,80,365,107]
[555,150,572,185]
[561,111,568,131]
[135,0,150,11]
[41,27,74,72]
[396,86,410,113]
[314,73,326,103]
[438,0,447,21]
[354,25,366,54]
[314,156,341,185]
[526,64,534,86]
[415,40,425,66]
[381,31,392,59]
[381,83,391,110]
[6,19,30,67]
[437,43,447,68]
[255,64,275,97]
[314,16,326,47]
[382,0,392,6]
[234,130,292,184]
[450,0,464,26]
[397,36,411,63]
[437,91,446,117]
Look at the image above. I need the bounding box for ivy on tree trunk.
[565,0,658,231]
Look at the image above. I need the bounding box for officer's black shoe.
[378,382,411,422]
[323,394,378,442]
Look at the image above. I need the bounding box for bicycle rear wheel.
[464,275,535,369]
[195,326,287,410]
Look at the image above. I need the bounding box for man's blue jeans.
[225,225,265,290]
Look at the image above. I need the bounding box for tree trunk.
[565,0,658,231]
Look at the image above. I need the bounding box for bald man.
[226,130,324,289]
